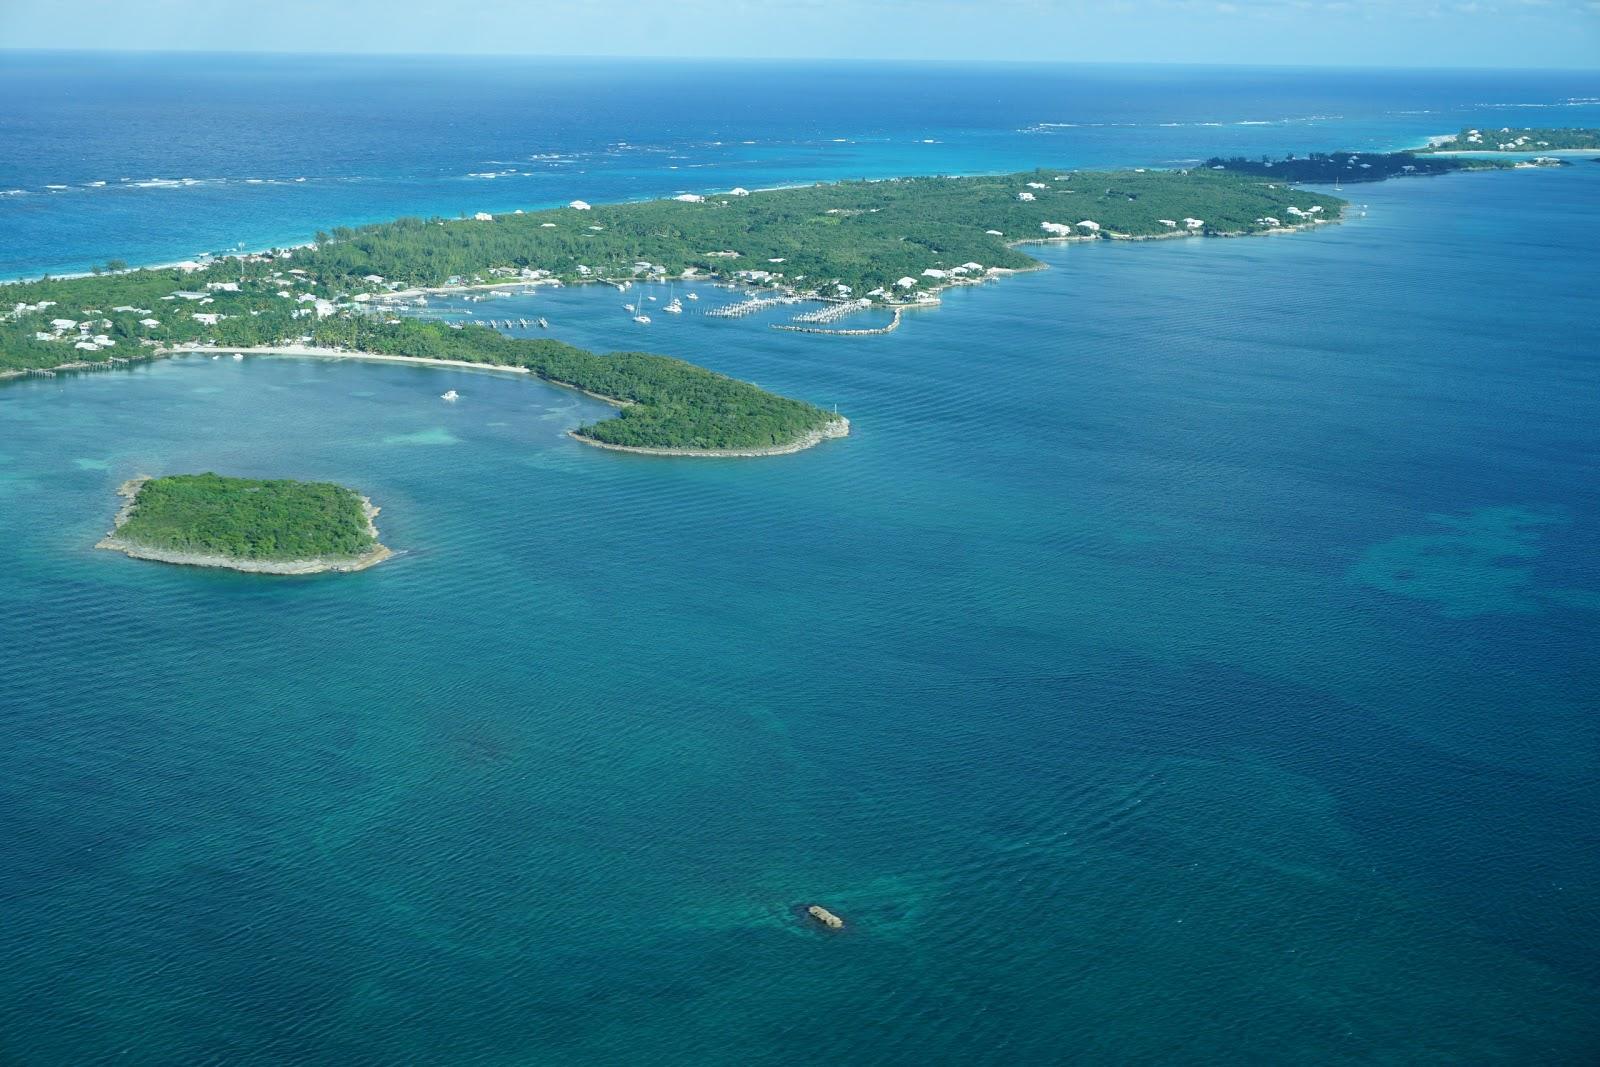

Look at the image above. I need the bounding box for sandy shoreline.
[95,475,393,575]
[168,343,535,376]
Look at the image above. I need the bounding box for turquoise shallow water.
[2,164,1599,1061]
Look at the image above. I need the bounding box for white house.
[727,187,750,197]
[1183,217,1204,229]
[1016,191,1036,202]
[474,212,494,221]
[569,200,592,211]
[1076,220,1101,232]
[895,276,917,288]
[1041,221,1073,236]
[673,193,705,203]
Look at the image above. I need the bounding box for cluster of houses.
[30,311,126,352]
[1451,128,1555,151]
[1039,220,1103,236]
[11,296,148,352]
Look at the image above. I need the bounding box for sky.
[1,0,1597,68]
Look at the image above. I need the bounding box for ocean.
[1,55,1598,1063]
[3,53,1600,278]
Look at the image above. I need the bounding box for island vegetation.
[3,166,1351,452]
[98,473,391,573]
[1417,127,1600,153]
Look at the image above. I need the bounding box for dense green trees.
[286,168,1344,296]
[115,474,376,561]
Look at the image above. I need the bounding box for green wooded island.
[7,143,1573,452]
[97,473,392,574]
[1418,127,1600,153]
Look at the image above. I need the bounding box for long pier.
[771,307,903,336]
[707,295,801,319]
[790,298,872,325]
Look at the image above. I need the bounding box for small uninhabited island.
[97,473,392,574]
[1417,127,1600,153]
[806,905,845,930]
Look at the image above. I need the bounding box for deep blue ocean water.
[2,56,1599,1063]
[2,53,1599,277]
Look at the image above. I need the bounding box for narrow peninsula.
[98,473,392,574]
[1205,150,1538,183]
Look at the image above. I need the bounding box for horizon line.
[2,47,1597,74]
